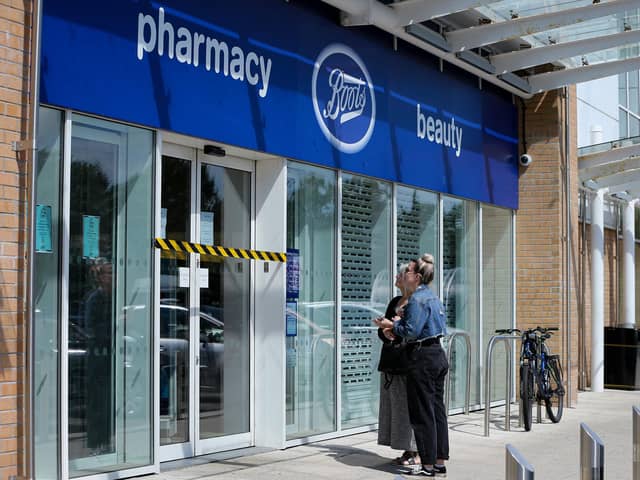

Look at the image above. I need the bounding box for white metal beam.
[529,56,640,92]
[580,156,640,182]
[607,180,640,195]
[491,29,640,74]
[579,143,640,170]
[445,0,637,52]
[392,0,486,26]
[319,0,534,98]
[593,169,640,189]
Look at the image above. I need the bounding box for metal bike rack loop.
[444,331,472,415]
[484,334,520,437]
[505,444,535,480]
[633,406,639,480]
[580,422,604,480]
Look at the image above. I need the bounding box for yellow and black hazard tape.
[154,238,286,263]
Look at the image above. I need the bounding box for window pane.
[442,196,479,409]
[68,115,153,476]
[396,186,439,292]
[341,174,391,428]
[34,107,63,479]
[629,71,639,116]
[482,206,513,402]
[286,162,337,439]
[619,72,627,108]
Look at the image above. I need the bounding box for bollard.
[505,444,535,480]
[444,331,472,415]
[634,406,639,480]
[580,422,604,480]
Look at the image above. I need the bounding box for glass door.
[159,143,252,461]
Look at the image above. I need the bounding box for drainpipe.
[25,0,43,477]
[563,87,572,406]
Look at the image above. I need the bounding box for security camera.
[519,154,533,167]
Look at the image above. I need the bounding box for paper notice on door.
[199,268,209,289]
[160,208,167,238]
[200,211,214,245]
[178,267,190,288]
[82,215,100,259]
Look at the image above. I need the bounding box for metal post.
[445,331,472,415]
[505,444,535,480]
[580,423,604,480]
[633,406,639,480]
[484,334,519,437]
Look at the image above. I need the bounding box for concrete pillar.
[591,189,605,392]
[622,200,637,329]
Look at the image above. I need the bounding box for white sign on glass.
[199,268,209,289]
[160,208,167,238]
[200,211,214,245]
[178,267,190,288]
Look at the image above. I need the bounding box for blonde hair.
[415,253,435,285]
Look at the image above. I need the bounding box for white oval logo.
[312,44,376,154]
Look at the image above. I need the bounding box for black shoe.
[404,465,435,477]
[433,464,447,477]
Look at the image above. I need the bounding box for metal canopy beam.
[492,29,640,74]
[529,56,640,92]
[445,0,636,52]
[579,143,640,170]
[392,0,486,26]
[580,157,640,183]
[607,181,640,195]
[592,169,640,189]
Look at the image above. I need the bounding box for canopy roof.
[321,0,640,98]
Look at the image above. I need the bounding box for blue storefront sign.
[40,0,519,208]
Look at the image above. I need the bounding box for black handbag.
[377,341,409,376]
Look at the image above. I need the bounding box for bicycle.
[495,326,565,431]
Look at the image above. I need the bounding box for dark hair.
[414,253,435,285]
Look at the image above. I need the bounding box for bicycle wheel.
[520,364,534,431]
[542,355,564,423]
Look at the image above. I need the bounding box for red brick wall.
[0,1,31,478]
[517,88,580,407]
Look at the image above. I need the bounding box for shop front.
[34,1,518,478]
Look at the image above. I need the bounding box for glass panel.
[286,162,337,440]
[481,206,513,402]
[199,164,251,438]
[396,185,439,292]
[160,156,191,445]
[630,71,639,116]
[68,114,153,476]
[341,174,391,429]
[442,196,479,409]
[34,107,63,479]
[620,109,629,139]
[620,73,628,109]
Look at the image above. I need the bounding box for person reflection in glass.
[83,258,114,455]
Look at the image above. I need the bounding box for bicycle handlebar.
[494,326,558,336]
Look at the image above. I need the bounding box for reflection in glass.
[442,196,479,409]
[34,107,63,479]
[286,162,337,439]
[199,164,250,439]
[341,174,391,429]
[68,115,153,476]
[160,156,191,446]
[482,206,513,402]
[396,186,439,292]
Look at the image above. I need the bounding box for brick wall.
[0,1,31,478]
[517,88,580,407]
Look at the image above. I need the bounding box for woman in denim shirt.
[375,254,449,477]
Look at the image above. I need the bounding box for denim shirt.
[392,284,447,341]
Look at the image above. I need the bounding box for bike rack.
[580,422,604,480]
[505,444,535,479]
[484,334,520,437]
[444,331,471,415]
[633,406,639,480]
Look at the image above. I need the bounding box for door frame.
[157,137,256,462]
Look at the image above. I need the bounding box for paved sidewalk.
[156,390,639,479]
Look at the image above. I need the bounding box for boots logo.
[312,44,376,154]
